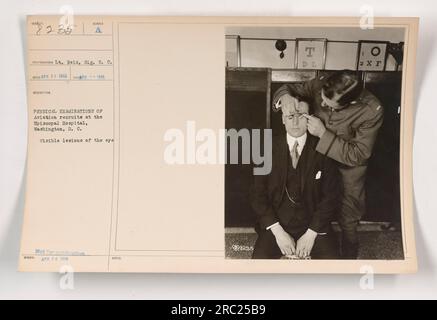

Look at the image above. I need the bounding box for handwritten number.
[36,23,43,35]
[58,24,73,35]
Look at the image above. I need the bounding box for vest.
[277,152,310,236]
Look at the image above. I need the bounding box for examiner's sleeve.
[316,108,384,167]
[272,78,320,106]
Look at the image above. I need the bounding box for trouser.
[252,228,339,260]
[337,166,367,259]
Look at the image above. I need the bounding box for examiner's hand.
[303,114,326,138]
[280,96,300,116]
[296,229,318,258]
[270,224,296,256]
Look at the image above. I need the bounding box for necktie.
[291,140,299,169]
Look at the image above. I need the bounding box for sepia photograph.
[225,26,407,261]
[1,0,434,302]
[16,16,417,275]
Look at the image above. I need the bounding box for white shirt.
[286,132,307,156]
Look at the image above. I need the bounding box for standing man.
[273,71,384,259]
[251,90,342,259]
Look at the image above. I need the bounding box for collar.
[286,132,307,155]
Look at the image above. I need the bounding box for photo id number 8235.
[215,304,266,316]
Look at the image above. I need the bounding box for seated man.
[251,89,342,259]
[271,71,384,259]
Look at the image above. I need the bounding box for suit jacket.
[250,134,342,233]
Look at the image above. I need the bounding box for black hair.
[322,71,363,106]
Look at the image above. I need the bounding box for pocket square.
[315,171,322,179]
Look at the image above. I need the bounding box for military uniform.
[273,76,384,258]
